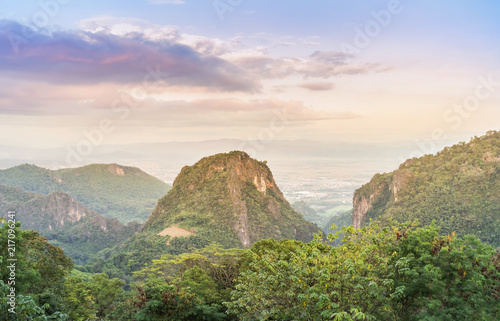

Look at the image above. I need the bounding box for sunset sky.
[0,0,499,155]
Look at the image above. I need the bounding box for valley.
[0,131,498,320]
[105,157,400,228]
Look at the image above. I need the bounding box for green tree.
[0,256,68,321]
[64,273,124,320]
[226,221,500,320]
[0,219,72,319]
[386,224,500,320]
[64,275,97,320]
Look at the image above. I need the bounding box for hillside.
[352,130,500,246]
[0,163,170,223]
[323,210,353,232]
[143,151,319,248]
[0,184,141,264]
[292,201,322,224]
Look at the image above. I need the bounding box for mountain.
[0,185,141,264]
[0,163,170,223]
[143,151,319,248]
[292,201,321,223]
[323,210,353,233]
[292,200,353,228]
[352,130,500,246]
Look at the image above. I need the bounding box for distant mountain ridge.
[0,163,170,223]
[0,184,140,264]
[352,130,500,246]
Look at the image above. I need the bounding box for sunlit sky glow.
[0,0,499,150]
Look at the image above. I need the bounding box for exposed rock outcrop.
[0,184,141,264]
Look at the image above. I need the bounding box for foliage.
[226,227,390,320]
[88,232,213,285]
[226,221,500,320]
[64,273,124,320]
[113,245,242,320]
[0,220,72,320]
[2,217,499,320]
[0,221,73,296]
[0,279,68,321]
[127,276,230,321]
[385,225,500,320]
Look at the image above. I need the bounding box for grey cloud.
[299,82,335,91]
[0,20,260,92]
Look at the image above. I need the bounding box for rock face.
[38,191,90,228]
[143,151,318,248]
[107,164,126,176]
[352,166,413,229]
[0,184,141,264]
[352,194,372,229]
[1,186,107,233]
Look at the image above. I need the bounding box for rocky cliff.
[0,184,141,264]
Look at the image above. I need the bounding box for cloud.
[299,82,334,91]
[80,17,246,57]
[248,33,320,48]
[222,50,384,79]
[0,18,393,118]
[147,0,185,4]
[0,20,259,92]
[0,74,356,122]
[310,51,352,64]
[0,77,124,115]
[110,97,360,125]
[78,17,181,41]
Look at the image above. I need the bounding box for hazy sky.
[0,0,499,151]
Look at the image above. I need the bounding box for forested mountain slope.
[143,151,318,248]
[93,151,319,279]
[0,163,170,223]
[353,130,500,246]
[0,185,140,264]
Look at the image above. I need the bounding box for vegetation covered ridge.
[352,130,500,246]
[0,184,141,265]
[0,163,170,223]
[142,150,319,248]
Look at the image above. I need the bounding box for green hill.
[0,163,170,223]
[0,185,140,264]
[93,151,319,279]
[323,209,353,232]
[352,130,500,246]
[292,201,322,224]
[143,151,319,248]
